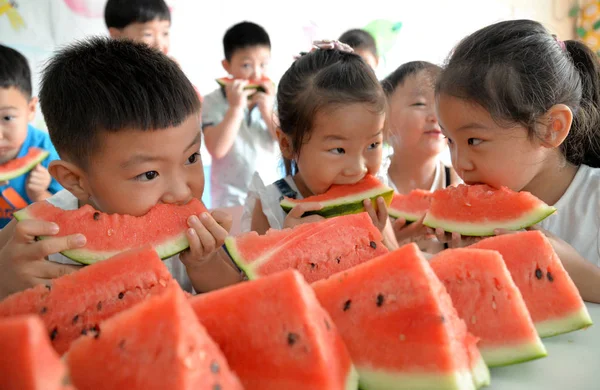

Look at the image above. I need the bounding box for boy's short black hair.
[339,29,378,58]
[39,37,200,169]
[0,44,32,99]
[223,21,271,61]
[104,0,171,29]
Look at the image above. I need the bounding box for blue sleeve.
[38,132,63,194]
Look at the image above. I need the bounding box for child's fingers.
[211,210,233,234]
[288,202,322,219]
[14,220,61,242]
[393,217,407,231]
[25,234,87,261]
[375,197,389,222]
[363,199,379,225]
[31,262,82,280]
[199,213,228,247]
[435,227,451,244]
[185,226,203,257]
[187,215,218,254]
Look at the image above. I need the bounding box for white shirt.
[45,190,194,292]
[202,88,281,208]
[381,155,459,193]
[539,165,600,267]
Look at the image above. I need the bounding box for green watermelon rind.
[280,188,394,218]
[470,356,491,389]
[388,208,423,222]
[422,204,557,236]
[13,210,191,265]
[215,78,266,92]
[535,306,593,338]
[479,338,547,367]
[0,149,50,181]
[346,365,360,390]
[357,368,479,390]
[223,236,258,280]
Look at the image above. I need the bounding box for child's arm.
[0,218,85,300]
[203,81,255,159]
[179,210,244,293]
[26,165,54,201]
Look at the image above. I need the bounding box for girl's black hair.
[339,29,378,58]
[382,61,441,96]
[436,19,600,168]
[277,49,386,175]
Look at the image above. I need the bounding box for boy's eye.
[329,148,345,155]
[135,171,159,182]
[2,115,14,121]
[243,63,251,69]
[468,138,483,146]
[368,142,380,150]
[186,152,201,165]
[412,102,426,107]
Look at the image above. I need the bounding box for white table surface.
[488,303,600,390]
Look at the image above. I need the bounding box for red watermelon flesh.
[68,284,243,390]
[423,184,556,236]
[226,212,388,282]
[388,189,432,221]
[430,248,547,367]
[0,315,67,390]
[471,231,592,337]
[0,246,175,355]
[14,198,208,264]
[0,147,50,181]
[190,269,358,390]
[312,243,490,390]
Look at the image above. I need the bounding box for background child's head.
[104,0,171,55]
[222,21,271,82]
[436,19,600,190]
[339,29,379,69]
[39,37,201,216]
[276,48,386,193]
[382,61,444,158]
[0,44,37,164]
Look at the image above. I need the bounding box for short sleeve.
[201,90,227,130]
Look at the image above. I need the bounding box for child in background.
[434,19,600,302]
[0,44,62,228]
[202,21,280,208]
[381,61,460,249]
[339,29,379,69]
[0,38,243,300]
[242,40,397,250]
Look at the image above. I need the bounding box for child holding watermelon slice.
[433,20,600,302]
[0,38,245,300]
[242,40,398,250]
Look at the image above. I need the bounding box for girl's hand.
[393,214,433,245]
[428,227,483,248]
[363,197,389,232]
[283,202,324,229]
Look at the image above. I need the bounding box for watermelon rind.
[223,237,258,280]
[479,338,547,367]
[535,306,593,338]
[280,187,394,218]
[215,77,266,92]
[357,368,479,390]
[422,204,557,236]
[0,149,50,181]
[388,209,422,222]
[346,365,360,390]
[470,355,491,389]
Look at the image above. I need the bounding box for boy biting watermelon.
[0,37,244,300]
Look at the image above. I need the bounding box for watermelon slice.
[471,231,592,337]
[0,246,175,355]
[190,269,358,390]
[0,315,68,390]
[225,212,388,282]
[423,184,556,236]
[216,76,271,92]
[388,189,432,221]
[67,284,243,390]
[0,147,49,181]
[14,198,208,264]
[312,243,490,390]
[280,174,394,218]
[430,248,547,367]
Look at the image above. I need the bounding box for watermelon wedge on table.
[190,269,358,390]
[14,198,208,264]
[68,284,243,390]
[0,315,68,390]
[0,147,49,181]
[430,248,547,367]
[225,212,388,282]
[0,246,175,355]
[388,189,432,221]
[216,76,271,92]
[471,231,592,337]
[423,184,556,236]
[313,243,490,390]
[280,174,393,218]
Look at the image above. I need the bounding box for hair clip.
[294,39,354,59]
[552,34,566,51]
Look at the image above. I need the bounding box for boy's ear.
[276,128,294,160]
[541,104,573,148]
[26,96,38,123]
[221,59,231,75]
[48,160,91,203]
[107,27,122,39]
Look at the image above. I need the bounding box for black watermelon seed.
[97,302,102,311]
[118,340,126,349]
[310,263,316,269]
[93,212,100,221]
[72,315,79,325]
[287,333,299,346]
[50,327,58,341]
[535,268,543,280]
[210,361,220,373]
[213,384,222,390]
[440,315,446,323]
[92,325,101,339]
[118,292,125,299]
[376,294,384,307]
[336,257,341,264]
[45,284,52,291]
[369,241,377,249]
[547,272,554,282]
[40,307,47,315]
[325,319,331,330]
[343,300,352,311]
[81,328,88,335]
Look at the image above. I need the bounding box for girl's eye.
[135,171,159,182]
[446,137,454,145]
[468,138,483,146]
[330,147,345,155]
[412,102,426,107]
[186,152,201,165]
[243,63,251,69]
[368,142,380,150]
[2,116,14,121]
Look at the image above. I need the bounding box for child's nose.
[162,180,193,206]
[344,157,367,178]
[452,147,474,175]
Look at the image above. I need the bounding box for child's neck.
[523,154,579,206]
[292,173,315,198]
[388,150,439,194]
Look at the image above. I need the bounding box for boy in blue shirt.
[0,44,62,227]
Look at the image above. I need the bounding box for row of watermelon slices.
[0,211,592,389]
